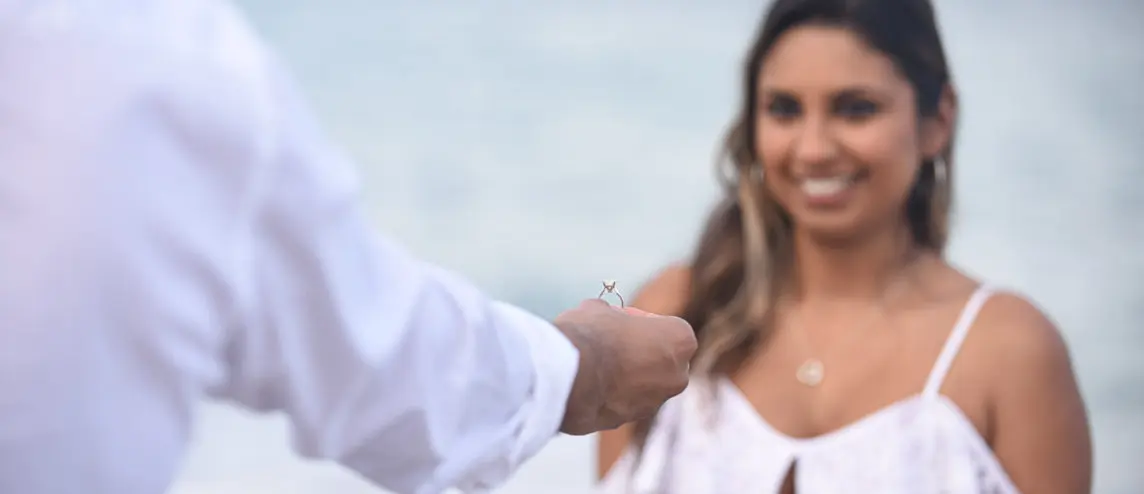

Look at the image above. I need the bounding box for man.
[0,1,697,493]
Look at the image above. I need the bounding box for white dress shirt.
[0,1,579,493]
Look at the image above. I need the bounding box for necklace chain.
[791,270,915,387]
[793,306,886,387]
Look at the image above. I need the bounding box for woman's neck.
[790,224,922,302]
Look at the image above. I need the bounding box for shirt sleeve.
[0,2,577,493]
[210,32,581,494]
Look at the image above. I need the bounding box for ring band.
[597,280,625,307]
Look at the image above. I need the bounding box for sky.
[169,1,1143,493]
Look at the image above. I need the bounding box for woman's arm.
[596,264,693,479]
[985,294,1093,494]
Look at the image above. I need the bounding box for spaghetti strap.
[922,286,995,397]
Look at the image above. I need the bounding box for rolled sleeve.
[489,301,579,472]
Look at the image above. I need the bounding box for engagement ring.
[598,280,625,307]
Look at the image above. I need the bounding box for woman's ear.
[922,85,958,158]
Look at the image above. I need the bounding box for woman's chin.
[788,210,873,245]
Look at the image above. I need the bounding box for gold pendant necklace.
[791,272,914,388]
[796,358,825,387]
[795,309,884,388]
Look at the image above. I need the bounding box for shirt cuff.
[490,301,579,466]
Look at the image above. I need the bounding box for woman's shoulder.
[961,284,1091,492]
[631,262,692,316]
[935,267,1067,368]
[974,287,1073,376]
[955,281,1078,411]
[926,265,1074,396]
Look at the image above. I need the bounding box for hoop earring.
[933,156,948,184]
[750,163,765,183]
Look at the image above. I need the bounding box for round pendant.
[796,359,825,387]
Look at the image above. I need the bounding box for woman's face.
[754,25,943,241]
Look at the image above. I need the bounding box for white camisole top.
[598,286,1020,494]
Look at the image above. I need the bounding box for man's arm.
[211,37,581,494]
[0,4,689,493]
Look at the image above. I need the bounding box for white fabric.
[0,1,579,493]
[599,286,1020,494]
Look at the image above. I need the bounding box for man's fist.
[553,299,697,435]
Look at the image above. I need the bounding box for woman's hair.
[630,0,957,455]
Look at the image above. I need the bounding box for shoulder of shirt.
[5,0,279,89]
[3,1,296,234]
[20,1,289,172]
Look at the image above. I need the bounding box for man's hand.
[553,299,697,436]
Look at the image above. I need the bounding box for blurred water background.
[169,1,1144,493]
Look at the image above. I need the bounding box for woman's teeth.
[800,176,854,197]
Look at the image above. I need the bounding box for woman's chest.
[659,397,999,494]
[727,327,993,443]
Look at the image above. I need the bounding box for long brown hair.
[631,0,958,456]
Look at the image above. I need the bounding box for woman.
[596,0,1092,492]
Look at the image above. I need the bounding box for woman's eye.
[766,97,801,120]
[835,99,880,120]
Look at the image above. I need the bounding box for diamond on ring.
[598,280,625,307]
